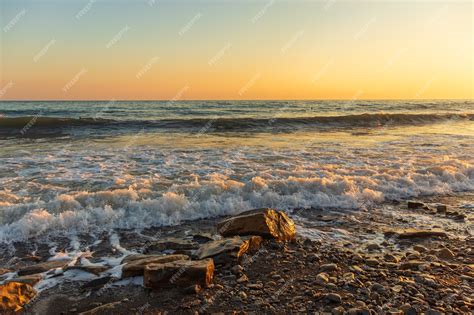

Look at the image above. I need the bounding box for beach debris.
[144,258,214,289]
[216,208,295,241]
[0,282,37,313]
[122,254,189,278]
[17,259,71,276]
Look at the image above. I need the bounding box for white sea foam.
[0,128,473,243]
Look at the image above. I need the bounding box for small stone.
[325,293,342,304]
[237,274,249,283]
[231,264,244,274]
[366,243,381,251]
[347,307,370,315]
[238,291,247,299]
[383,254,399,263]
[315,272,329,285]
[366,258,379,266]
[413,245,428,253]
[436,248,455,260]
[247,283,263,290]
[321,263,338,272]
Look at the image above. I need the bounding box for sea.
[0,100,473,243]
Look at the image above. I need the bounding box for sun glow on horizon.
[0,0,472,100]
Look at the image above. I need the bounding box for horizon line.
[0,98,472,102]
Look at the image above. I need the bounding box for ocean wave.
[0,157,472,243]
[0,113,473,135]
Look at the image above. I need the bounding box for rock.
[366,243,381,251]
[121,254,164,264]
[413,245,428,253]
[366,259,379,267]
[386,228,447,239]
[436,248,455,260]
[325,293,342,303]
[231,264,244,274]
[321,263,338,272]
[192,234,213,244]
[0,268,11,276]
[144,238,199,254]
[244,235,264,253]
[384,254,400,263]
[78,301,121,315]
[144,258,214,288]
[399,260,425,270]
[238,291,248,299]
[216,208,295,241]
[407,201,425,209]
[194,236,258,264]
[400,304,417,315]
[0,282,37,313]
[315,272,330,285]
[237,274,249,283]
[247,283,263,290]
[122,254,189,278]
[65,265,109,276]
[6,274,43,286]
[17,259,71,276]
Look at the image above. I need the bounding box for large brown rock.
[121,254,189,278]
[217,208,295,241]
[0,282,37,313]
[194,236,259,264]
[144,258,214,289]
[17,259,71,276]
[6,274,43,286]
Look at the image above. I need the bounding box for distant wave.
[0,113,473,135]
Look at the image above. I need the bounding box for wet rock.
[17,259,71,276]
[399,260,425,270]
[386,228,447,239]
[192,234,214,244]
[194,236,259,264]
[332,306,345,315]
[247,283,263,290]
[144,258,214,288]
[0,282,37,313]
[217,208,295,241]
[436,248,455,260]
[370,283,385,293]
[122,254,189,278]
[347,308,370,315]
[383,254,400,263]
[65,265,109,276]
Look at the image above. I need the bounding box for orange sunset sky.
[0,0,473,100]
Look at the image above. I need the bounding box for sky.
[0,0,473,100]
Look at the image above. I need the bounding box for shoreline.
[0,194,473,314]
